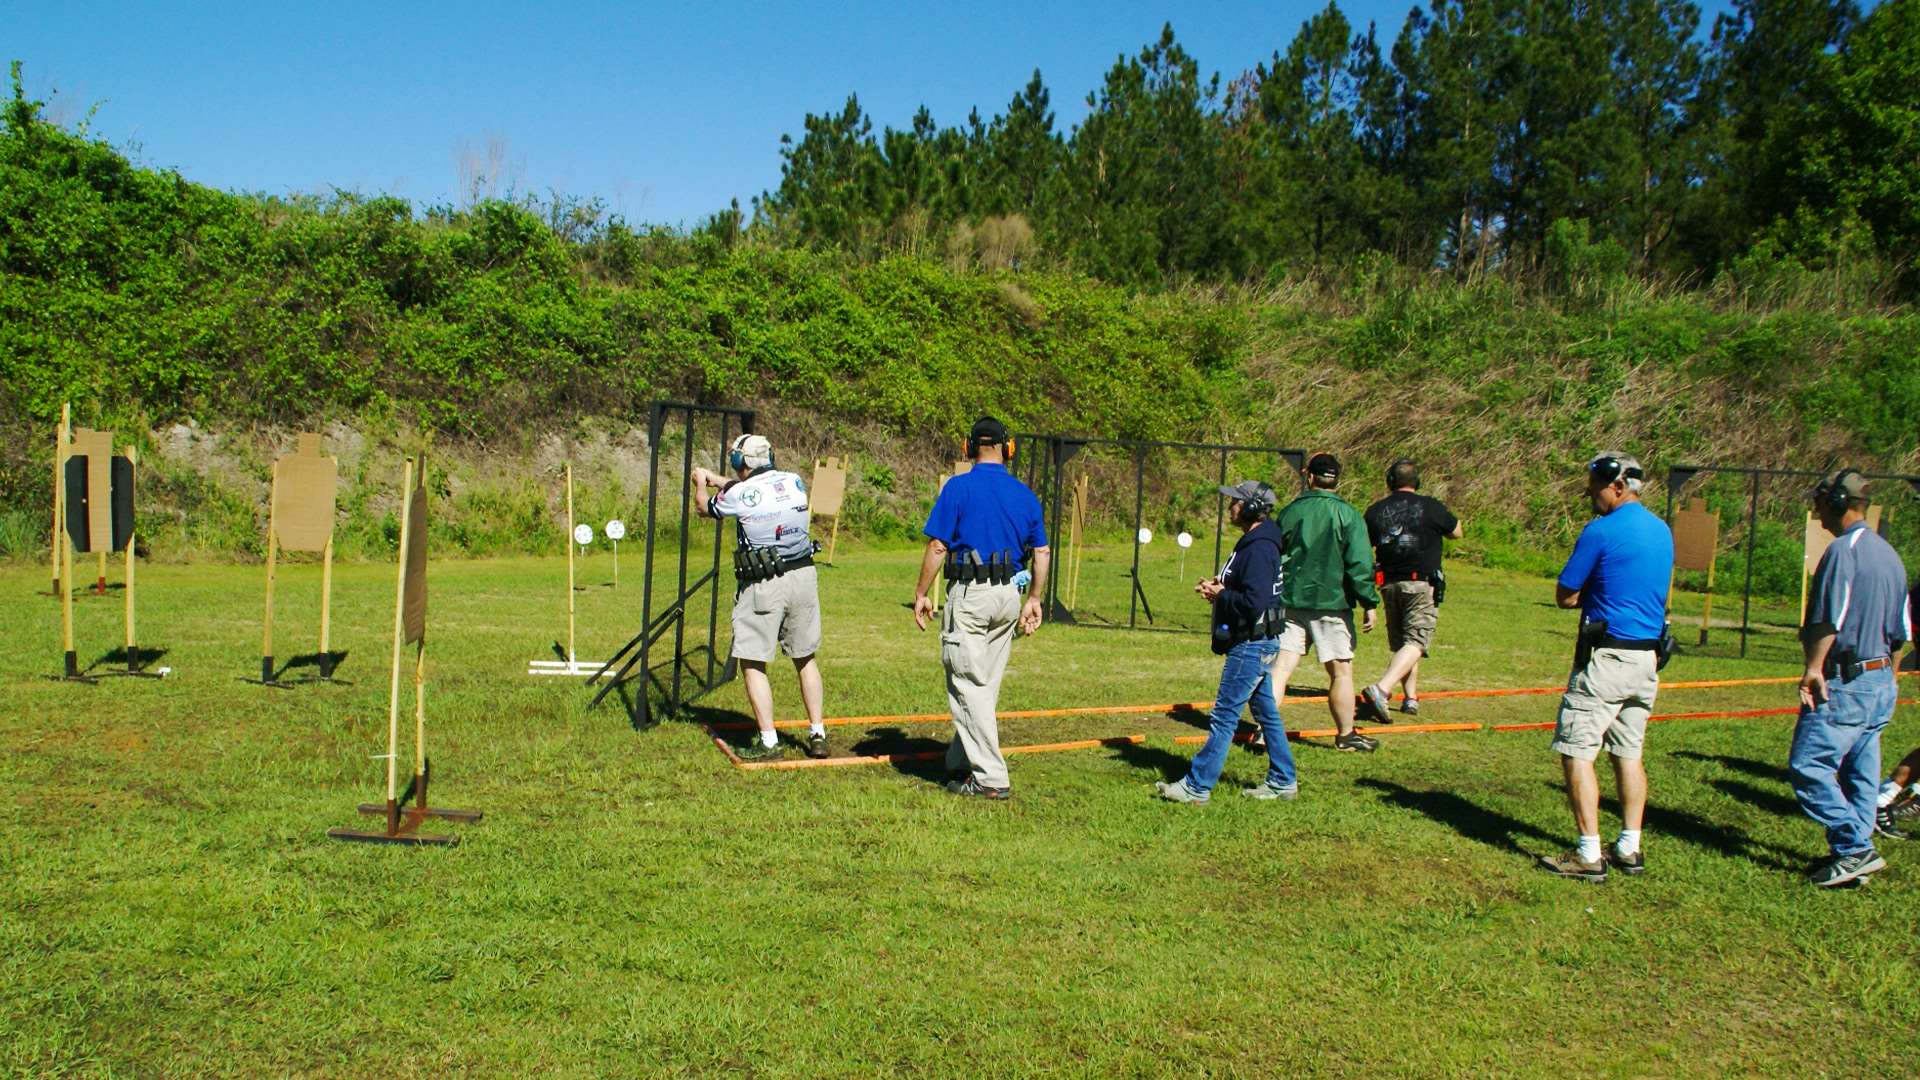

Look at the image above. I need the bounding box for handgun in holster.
[1574,616,1608,671]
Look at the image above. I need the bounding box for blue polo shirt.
[1804,522,1910,660]
[1558,501,1673,641]
[923,463,1047,570]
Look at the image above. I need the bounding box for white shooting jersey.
[710,468,813,560]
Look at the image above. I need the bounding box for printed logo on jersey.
[742,488,762,507]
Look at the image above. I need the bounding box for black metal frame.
[1665,464,1920,658]
[1015,434,1306,631]
[590,401,754,726]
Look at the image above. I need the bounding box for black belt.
[945,552,1020,585]
[735,551,813,583]
[1381,571,1430,584]
[1596,636,1661,652]
[1825,655,1892,681]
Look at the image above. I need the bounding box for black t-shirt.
[1364,491,1459,578]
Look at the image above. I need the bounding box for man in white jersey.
[692,434,829,759]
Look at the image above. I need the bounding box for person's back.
[1565,501,1672,640]
[1277,488,1373,612]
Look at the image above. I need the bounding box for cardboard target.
[63,429,115,554]
[1672,499,1718,573]
[272,434,338,553]
[938,460,973,494]
[402,458,429,644]
[810,457,848,517]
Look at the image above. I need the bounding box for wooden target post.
[329,453,480,846]
[932,459,973,613]
[1671,499,1719,645]
[1801,505,1882,622]
[527,462,610,676]
[49,404,71,596]
[809,456,848,565]
[257,434,342,685]
[1065,473,1088,609]
[57,431,160,681]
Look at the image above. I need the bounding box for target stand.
[329,452,480,846]
[527,461,614,677]
[55,429,168,683]
[252,434,348,688]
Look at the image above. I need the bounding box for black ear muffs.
[729,434,771,472]
[1588,456,1642,487]
[1816,468,1858,517]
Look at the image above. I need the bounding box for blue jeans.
[1182,639,1297,797]
[1788,665,1895,856]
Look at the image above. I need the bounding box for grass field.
[2,544,1916,1077]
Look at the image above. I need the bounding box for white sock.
[1577,835,1603,863]
[1615,829,1641,857]
[809,723,826,738]
[1880,781,1903,808]
[760,730,778,748]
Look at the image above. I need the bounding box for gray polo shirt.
[1802,522,1911,661]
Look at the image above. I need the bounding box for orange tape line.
[733,734,1148,771]
[1171,722,1481,745]
[1489,698,1918,732]
[732,673,1901,731]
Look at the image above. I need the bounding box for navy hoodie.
[1213,519,1285,639]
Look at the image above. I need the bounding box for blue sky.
[11,1,1737,228]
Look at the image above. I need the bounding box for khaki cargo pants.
[942,580,1021,788]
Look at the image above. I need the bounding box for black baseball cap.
[970,416,1010,445]
[1306,453,1341,479]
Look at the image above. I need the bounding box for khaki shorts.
[1381,579,1439,654]
[1276,608,1355,662]
[730,565,821,662]
[1551,647,1659,761]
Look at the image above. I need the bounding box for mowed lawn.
[1,547,1915,1077]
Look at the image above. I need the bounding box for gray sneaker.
[736,738,784,762]
[1810,850,1885,887]
[1241,781,1298,801]
[1154,779,1209,804]
[1362,684,1393,723]
[1400,697,1420,717]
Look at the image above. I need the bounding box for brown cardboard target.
[273,435,338,553]
[1804,505,1882,571]
[1672,499,1719,572]
[402,459,429,644]
[938,460,972,494]
[69,428,114,554]
[810,457,848,517]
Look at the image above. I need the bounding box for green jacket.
[1276,488,1381,612]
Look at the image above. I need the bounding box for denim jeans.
[1788,665,1895,856]
[1182,639,1297,797]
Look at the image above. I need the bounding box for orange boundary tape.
[717,673,1919,733]
[733,734,1148,771]
[1172,722,1481,744]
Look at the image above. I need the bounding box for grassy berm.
[1,546,1915,1076]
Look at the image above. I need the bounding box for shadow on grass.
[87,646,168,672]
[1706,778,1804,820]
[274,650,349,680]
[1672,750,1792,785]
[1356,778,1561,857]
[1109,738,1191,781]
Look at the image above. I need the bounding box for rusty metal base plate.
[326,826,458,846]
[356,803,484,822]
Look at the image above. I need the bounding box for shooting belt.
[734,546,815,584]
[944,550,1019,586]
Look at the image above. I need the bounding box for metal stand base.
[328,783,482,847]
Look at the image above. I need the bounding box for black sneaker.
[1875,806,1911,840]
[736,738,784,762]
[945,776,1010,800]
[806,731,830,759]
[1334,732,1379,753]
[1809,849,1886,887]
[1361,684,1393,723]
[1607,843,1645,876]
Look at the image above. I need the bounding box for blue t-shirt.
[1558,501,1674,641]
[923,463,1048,569]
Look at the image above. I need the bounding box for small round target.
[1176,531,1193,548]
[606,519,627,541]
[573,524,594,546]
[1137,527,1154,545]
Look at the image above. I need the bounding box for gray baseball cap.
[1218,480,1276,509]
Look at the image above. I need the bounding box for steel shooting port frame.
[1665,463,1920,659]
[589,401,754,727]
[1014,434,1307,632]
